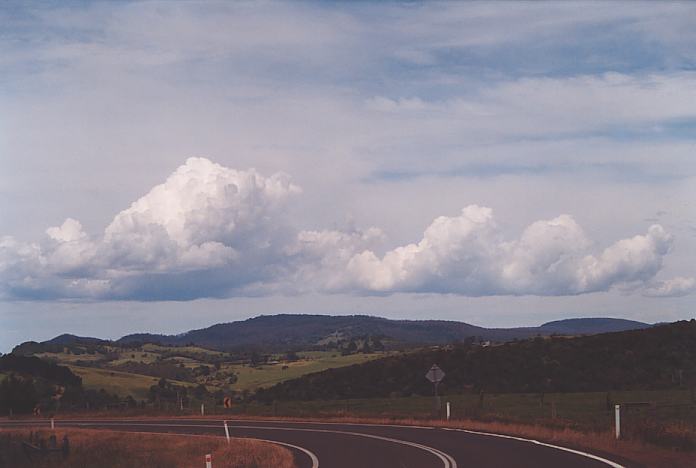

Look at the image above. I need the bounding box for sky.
[1,1,696,352]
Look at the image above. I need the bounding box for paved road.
[0,418,636,468]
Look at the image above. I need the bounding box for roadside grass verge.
[0,428,295,468]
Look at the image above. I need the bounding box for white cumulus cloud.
[0,159,684,301]
[318,207,674,296]
[0,158,301,300]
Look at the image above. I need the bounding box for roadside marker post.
[446,402,451,421]
[614,404,621,439]
[205,453,212,468]
[50,418,55,430]
[201,403,205,416]
[224,420,231,444]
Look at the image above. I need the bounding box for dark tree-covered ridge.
[255,320,696,402]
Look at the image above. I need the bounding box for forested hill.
[13,315,652,355]
[255,320,696,402]
[116,315,649,351]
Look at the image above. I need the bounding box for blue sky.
[1,1,695,351]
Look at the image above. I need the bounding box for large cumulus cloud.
[297,205,679,296]
[0,158,300,300]
[0,158,690,301]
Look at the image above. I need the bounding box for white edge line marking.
[262,439,319,468]
[231,425,457,468]
[37,421,453,468]
[447,428,624,468]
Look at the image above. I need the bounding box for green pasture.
[227,352,387,391]
[68,365,197,401]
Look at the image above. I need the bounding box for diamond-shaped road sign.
[425,364,445,383]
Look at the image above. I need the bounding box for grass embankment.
[0,428,295,468]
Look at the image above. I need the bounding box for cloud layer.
[0,158,689,301]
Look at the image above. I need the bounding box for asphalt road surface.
[0,418,637,468]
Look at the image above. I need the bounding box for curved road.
[0,418,636,468]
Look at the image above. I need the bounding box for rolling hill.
[255,320,696,402]
[114,314,651,351]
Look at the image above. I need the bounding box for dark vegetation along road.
[0,418,631,468]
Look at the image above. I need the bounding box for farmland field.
[34,344,391,397]
[68,365,197,400]
[225,352,388,391]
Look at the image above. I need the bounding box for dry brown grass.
[0,428,295,468]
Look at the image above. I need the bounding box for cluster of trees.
[255,320,696,402]
[147,378,224,408]
[0,355,122,414]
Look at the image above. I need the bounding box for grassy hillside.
[67,365,197,401]
[17,339,392,399]
[226,352,388,391]
[256,320,696,402]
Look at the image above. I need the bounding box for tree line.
[256,320,696,402]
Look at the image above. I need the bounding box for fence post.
[446,402,451,421]
[205,453,212,468]
[614,404,621,439]
[223,420,230,444]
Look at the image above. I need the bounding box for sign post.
[425,364,446,418]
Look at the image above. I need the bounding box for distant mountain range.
[15,315,652,353]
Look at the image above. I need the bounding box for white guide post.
[201,403,205,416]
[614,404,621,439]
[205,453,212,468]
[446,401,451,421]
[224,420,231,444]
[50,418,55,430]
